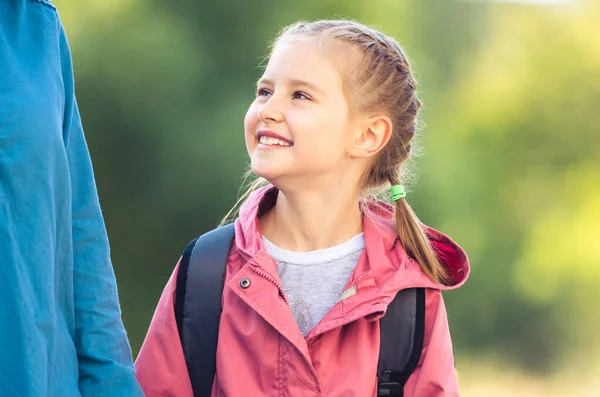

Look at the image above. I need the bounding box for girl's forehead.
[268,38,328,66]
[263,38,347,87]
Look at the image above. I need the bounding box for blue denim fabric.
[0,1,143,395]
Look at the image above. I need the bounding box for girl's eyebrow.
[290,79,325,96]
[256,78,272,88]
[256,78,325,96]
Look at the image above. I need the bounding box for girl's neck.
[259,188,363,252]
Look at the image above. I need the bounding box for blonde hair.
[223,20,449,284]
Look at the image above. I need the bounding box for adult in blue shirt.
[0,1,143,395]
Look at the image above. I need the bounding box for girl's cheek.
[244,111,256,132]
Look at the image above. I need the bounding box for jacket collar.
[233,184,470,293]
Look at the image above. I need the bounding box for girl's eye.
[293,91,310,100]
[257,88,272,97]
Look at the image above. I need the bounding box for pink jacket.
[136,186,470,396]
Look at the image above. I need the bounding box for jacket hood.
[233,185,469,292]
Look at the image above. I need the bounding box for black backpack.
[174,224,425,397]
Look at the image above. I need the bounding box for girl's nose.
[257,98,284,123]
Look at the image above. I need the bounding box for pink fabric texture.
[136,186,470,396]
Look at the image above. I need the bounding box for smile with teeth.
[259,136,292,147]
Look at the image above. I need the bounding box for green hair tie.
[391,185,407,202]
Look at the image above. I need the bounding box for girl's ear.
[348,115,393,159]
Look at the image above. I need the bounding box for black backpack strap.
[377,287,426,397]
[174,223,236,397]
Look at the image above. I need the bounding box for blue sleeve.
[59,22,144,397]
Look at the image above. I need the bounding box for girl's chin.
[250,162,283,182]
[252,170,281,183]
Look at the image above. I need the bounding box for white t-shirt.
[263,233,365,336]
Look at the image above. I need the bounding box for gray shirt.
[263,233,365,336]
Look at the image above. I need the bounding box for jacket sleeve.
[61,25,144,397]
[404,289,460,397]
[135,261,195,397]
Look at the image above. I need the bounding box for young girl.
[136,20,469,397]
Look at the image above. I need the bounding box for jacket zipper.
[248,264,322,394]
[249,264,289,305]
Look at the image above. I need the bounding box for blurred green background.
[55,0,599,395]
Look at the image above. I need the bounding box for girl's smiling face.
[245,38,361,189]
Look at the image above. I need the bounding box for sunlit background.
[54,0,599,395]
